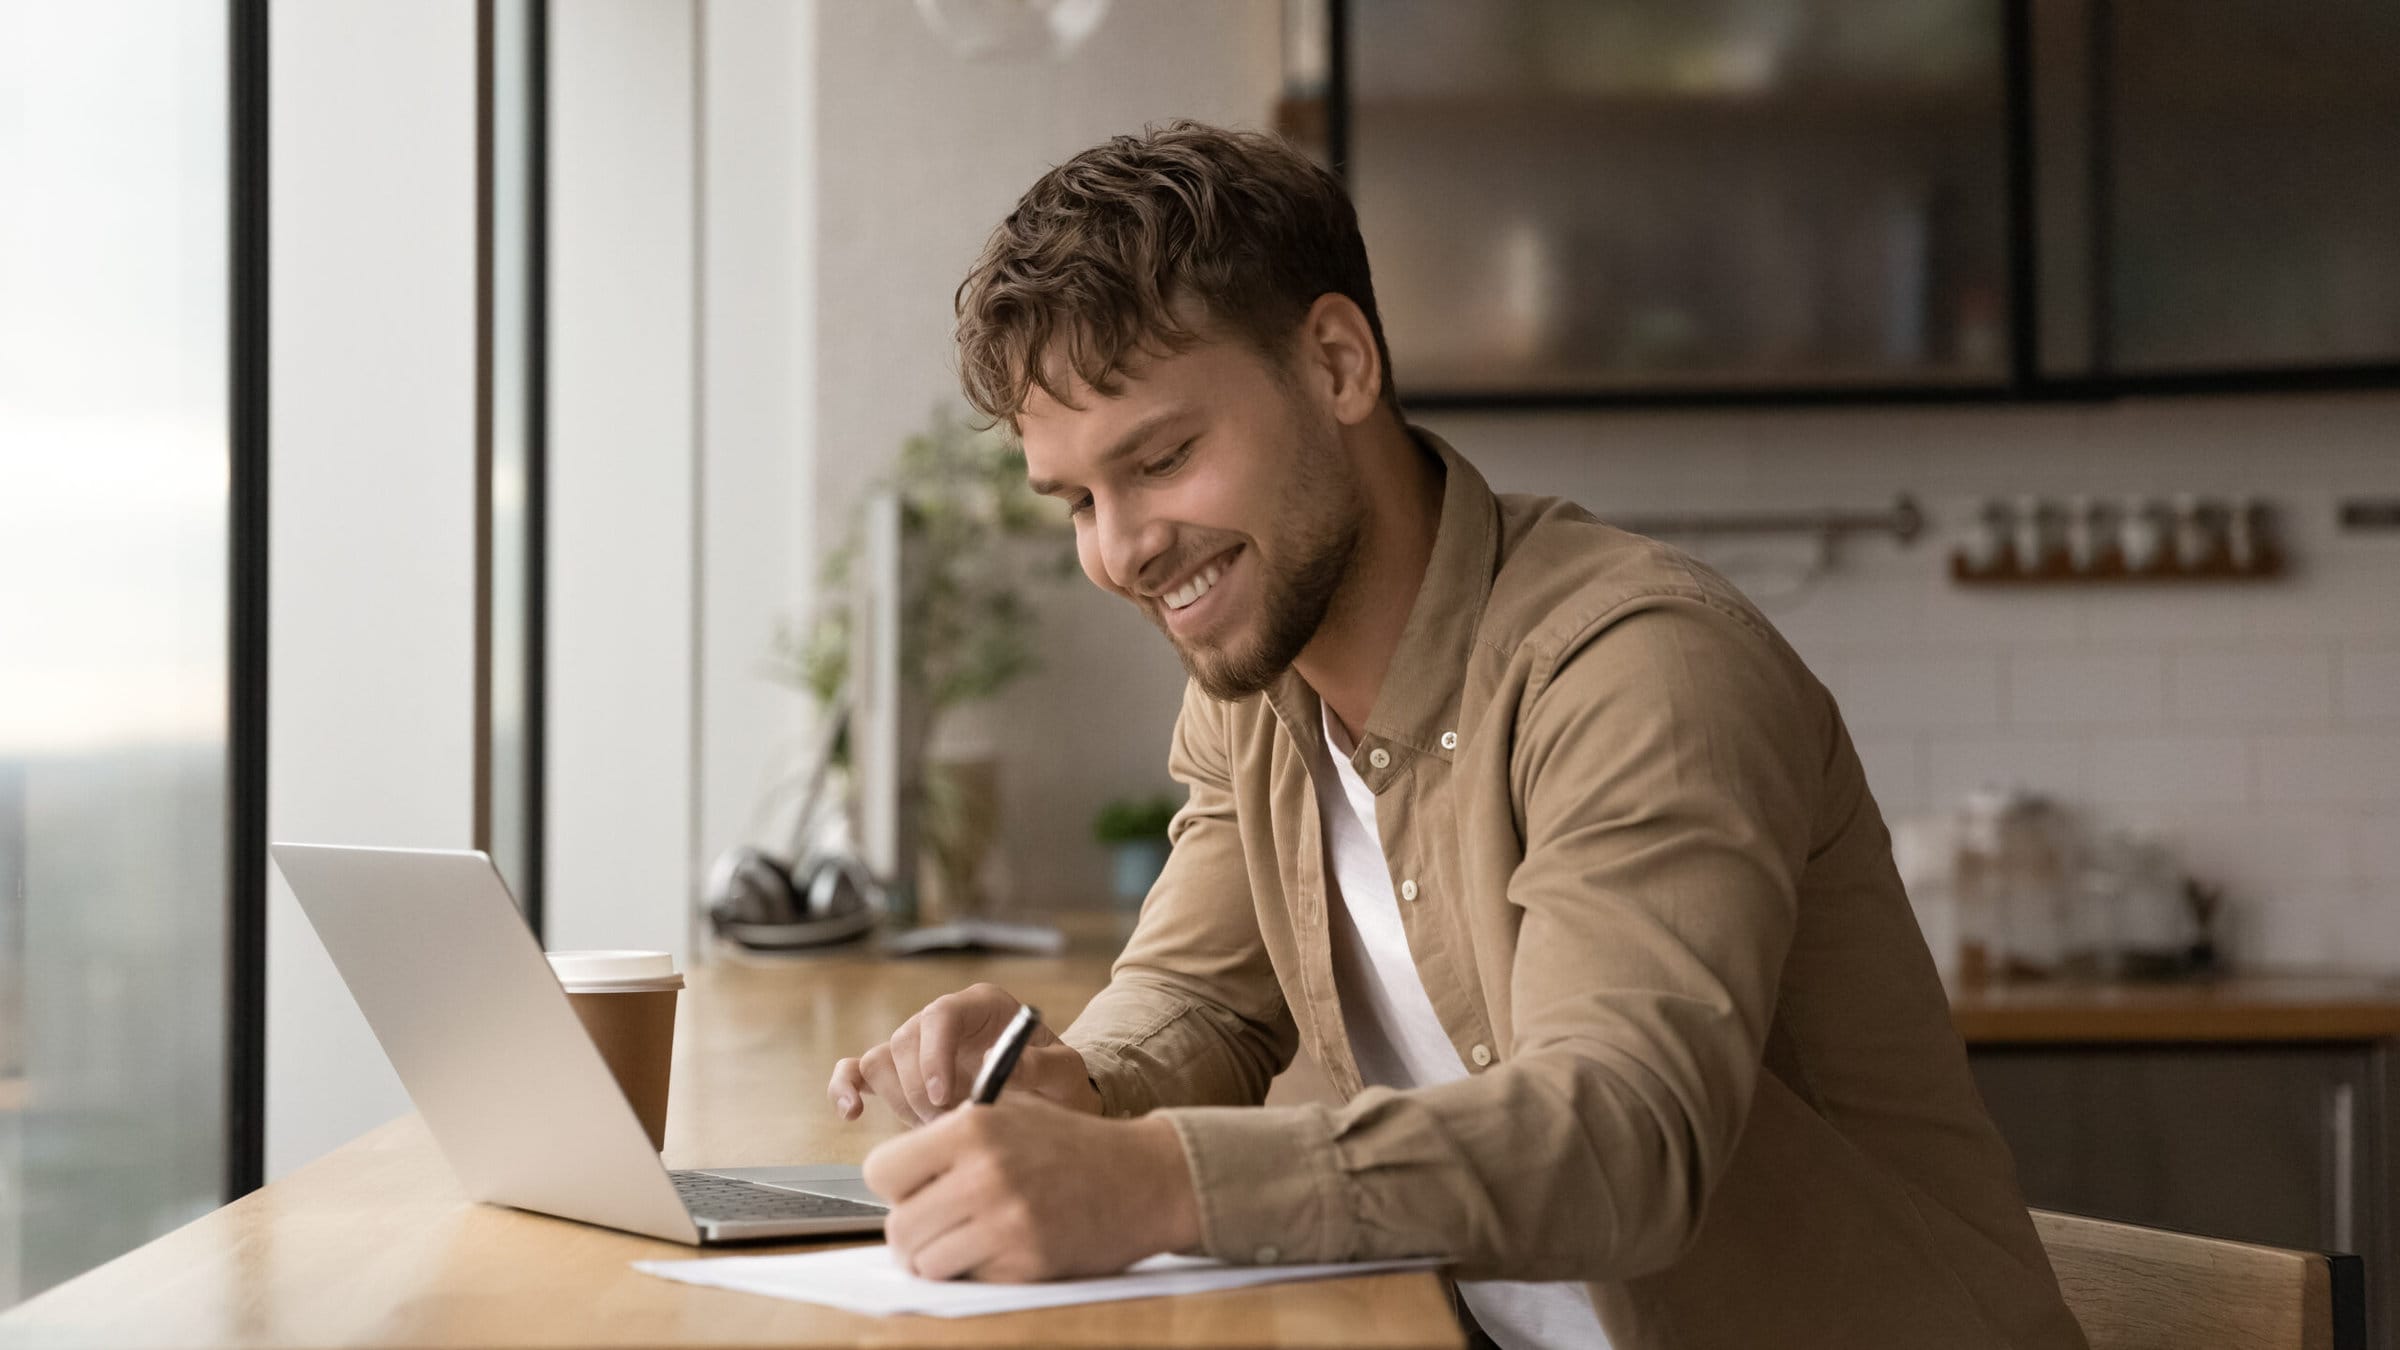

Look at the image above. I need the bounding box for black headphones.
[702,696,881,950]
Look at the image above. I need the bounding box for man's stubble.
[1153,411,1364,703]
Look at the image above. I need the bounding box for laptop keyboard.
[670,1170,889,1222]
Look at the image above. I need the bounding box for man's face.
[1019,334,1365,702]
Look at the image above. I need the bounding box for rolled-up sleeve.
[1064,680,1298,1118]
[1159,595,1822,1280]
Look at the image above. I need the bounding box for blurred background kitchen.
[4,0,2398,1336]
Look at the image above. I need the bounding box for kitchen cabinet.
[1289,0,2400,405]
[1955,978,2400,1350]
[1971,1047,2383,1254]
[1329,0,2011,400]
[2059,0,2400,381]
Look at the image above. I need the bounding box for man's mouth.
[1157,547,1241,635]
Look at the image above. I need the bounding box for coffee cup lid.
[546,949,683,990]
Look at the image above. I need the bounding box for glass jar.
[2111,832,2192,979]
[1954,787,2078,982]
[1952,789,2006,985]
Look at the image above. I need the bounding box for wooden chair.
[2031,1208,2368,1350]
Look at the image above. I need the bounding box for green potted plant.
[1093,793,1179,912]
[770,406,1074,922]
[777,406,1074,715]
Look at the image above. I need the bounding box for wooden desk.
[1947,973,2400,1044]
[0,943,1460,1348]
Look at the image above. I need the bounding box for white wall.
[620,1,1285,930]
[547,0,700,961]
[1425,393,2400,968]
[695,1,823,883]
[808,0,1285,912]
[266,0,478,1178]
[974,392,2400,965]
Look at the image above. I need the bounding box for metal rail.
[1610,494,1926,548]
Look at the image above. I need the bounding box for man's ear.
[1295,293,1384,427]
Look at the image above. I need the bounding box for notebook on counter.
[635,1243,1441,1318]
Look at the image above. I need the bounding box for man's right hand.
[828,982,1104,1125]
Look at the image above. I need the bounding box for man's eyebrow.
[1025,407,1192,497]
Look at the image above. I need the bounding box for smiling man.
[828,122,2086,1350]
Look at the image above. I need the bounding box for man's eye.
[1142,440,1194,477]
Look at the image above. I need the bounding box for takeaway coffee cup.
[547,950,684,1151]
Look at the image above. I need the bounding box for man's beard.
[1149,424,1363,703]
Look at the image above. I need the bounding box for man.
[828,121,2087,1350]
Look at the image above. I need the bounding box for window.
[0,0,248,1303]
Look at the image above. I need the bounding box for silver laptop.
[271,842,889,1244]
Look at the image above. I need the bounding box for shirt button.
[1470,1043,1493,1067]
[1440,731,1458,750]
[1255,1245,1281,1264]
[1399,878,1419,902]
[1367,747,1391,770]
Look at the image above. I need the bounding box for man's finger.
[966,1248,1046,1285]
[857,1044,918,1127]
[888,1016,939,1122]
[862,1106,977,1203]
[903,1211,997,1281]
[917,991,999,1109]
[882,1171,979,1274]
[827,1058,868,1120]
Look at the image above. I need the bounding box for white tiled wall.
[1434,391,2400,968]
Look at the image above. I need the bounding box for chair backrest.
[2031,1209,2367,1350]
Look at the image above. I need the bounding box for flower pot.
[1108,837,1171,908]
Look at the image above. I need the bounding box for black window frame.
[221,0,549,1203]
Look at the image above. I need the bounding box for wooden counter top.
[0,944,1458,1349]
[1949,974,2400,1044]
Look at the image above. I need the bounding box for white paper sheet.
[634,1243,1442,1318]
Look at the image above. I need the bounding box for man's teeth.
[1165,559,1228,611]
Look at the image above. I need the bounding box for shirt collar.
[1264,425,1500,775]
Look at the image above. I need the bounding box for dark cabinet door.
[1341,1,2013,400]
[2097,0,2400,376]
[1326,0,2400,403]
[1970,1044,2393,1349]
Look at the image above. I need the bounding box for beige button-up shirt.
[1061,430,2087,1349]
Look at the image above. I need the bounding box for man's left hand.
[861,1095,1202,1282]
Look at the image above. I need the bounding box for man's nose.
[1096,502,1172,597]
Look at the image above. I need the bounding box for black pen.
[969,1002,1042,1105]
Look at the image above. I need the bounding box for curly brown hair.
[953,120,1398,428]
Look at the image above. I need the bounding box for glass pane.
[2106,0,2400,372]
[0,0,231,1305]
[1348,0,2010,395]
[488,0,536,915]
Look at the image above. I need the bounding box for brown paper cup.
[548,951,683,1151]
[562,986,679,1150]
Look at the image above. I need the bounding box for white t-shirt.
[1311,704,1610,1350]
